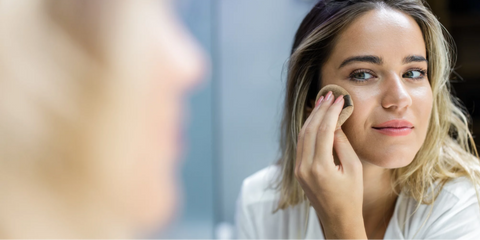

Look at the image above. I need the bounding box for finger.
[301,91,335,166]
[314,95,344,168]
[296,95,325,171]
[333,128,362,174]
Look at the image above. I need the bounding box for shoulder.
[396,176,480,238]
[414,176,480,214]
[441,176,478,201]
[239,165,281,206]
[428,176,480,214]
[399,176,479,213]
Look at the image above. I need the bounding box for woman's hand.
[295,91,366,239]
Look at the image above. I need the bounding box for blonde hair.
[276,0,480,213]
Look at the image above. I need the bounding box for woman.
[0,0,205,238]
[236,0,480,239]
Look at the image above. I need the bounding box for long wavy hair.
[276,0,480,215]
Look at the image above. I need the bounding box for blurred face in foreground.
[83,0,206,236]
[1,0,206,238]
[138,0,205,224]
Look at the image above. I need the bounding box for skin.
[126,0,205,232]
[296,7,432,239]
[96,0,206,236]
[0,0,205,238]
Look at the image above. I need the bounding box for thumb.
[333,128,361,174]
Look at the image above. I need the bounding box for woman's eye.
[403,70,424,79]
[351,71,374,80]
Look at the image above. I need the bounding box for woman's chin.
[126,166,180,236]
[360,154,415,169]
[135,187,179,236]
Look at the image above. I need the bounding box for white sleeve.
[234,180,257,239]
[420,189,480,239]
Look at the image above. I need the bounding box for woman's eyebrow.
[338,55,383,69]
[403,55,428,64]
[338,54,428,69]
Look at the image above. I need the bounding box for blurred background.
[160,0,480,238]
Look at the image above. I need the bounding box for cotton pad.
[315,84,354,127]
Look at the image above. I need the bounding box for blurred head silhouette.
[0,0,205,238]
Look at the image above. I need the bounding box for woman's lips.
[372,119,414,136]
[372,127,413,136]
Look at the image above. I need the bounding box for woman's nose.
[163,26,207,91]
[380,74,413,112]
[156,2,208,92]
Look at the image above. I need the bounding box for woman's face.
[101,0,206,235]
[321,8,432,168]
[134,0,206,231]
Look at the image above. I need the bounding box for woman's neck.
[361,161,398,239]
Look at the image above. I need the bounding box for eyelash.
[348,68,427,82]
[348,69,376,82]
[407,68,427,79]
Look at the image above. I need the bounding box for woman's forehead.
[329,8,427,65]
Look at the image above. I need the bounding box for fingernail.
[316,96,324,107]
[325,91,333,101]
[334,95,344,104]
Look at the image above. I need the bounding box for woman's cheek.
[341,90,366,132]
[339,92,376,155]
[414,87,433,141]
[341,109,364,145]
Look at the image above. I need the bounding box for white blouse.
[235,165,480,239]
